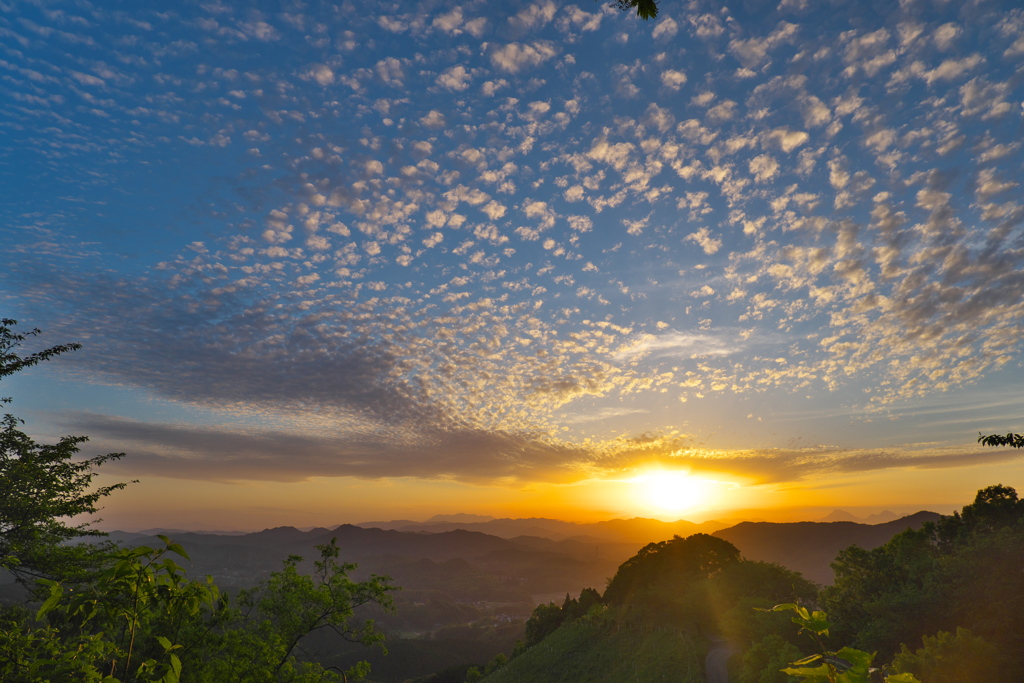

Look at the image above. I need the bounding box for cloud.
[652,17,678,40]
[749,154,779,183]
[660,69,687,89]
[510,1,557,33]
[420,109,446,129]
[490,41,558,72]
[685,227,722,254]
[729,22,798,68]
[64,412,592,484]
[437,65,471,91]
[8,0,1024,494]
[615,331,743,360]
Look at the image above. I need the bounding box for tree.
[0,319,399,681]
[821,485,1024,672]
[0,319,128,583]
[603,533,741,606]
[608,0,659,20]
[889,628,1002,683]
[214,538,395,682]
[9,537,396,682]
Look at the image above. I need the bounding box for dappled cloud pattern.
[4,0,1024,484]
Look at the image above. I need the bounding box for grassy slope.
[483,613,706,683]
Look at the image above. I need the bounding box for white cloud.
[660,69,687,89]
[420,110,446,129]
[558,6,602,33]
[375,57,404,86]
[749,154,779,183]
[510,1,556,32]
[306,63,334,86]
[433,8,463,34]
[437,65,471,91]
[652,17,678,39]
[765,128,809,153]
[490,41,558,73]
[686,227,722,254]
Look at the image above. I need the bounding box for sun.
[629,470,711,517]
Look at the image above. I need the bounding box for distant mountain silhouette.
[713,511,942,584]
[818,509,861,522]
[425,513,496,523]
[863,510,899,524]
[354,516,730,544]
[817,509,900,524]
[108,511,942,593]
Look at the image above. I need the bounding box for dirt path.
[705,636,733,683]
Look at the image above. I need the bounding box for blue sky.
[4,0,1024,526]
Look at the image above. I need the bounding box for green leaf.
[170,653,182,679]
[790,654,823,666]
[156,635,172,651]
[884,674,922,683]
[783,664,832,675]
[765,602,798,612]
[166,542,190,560]
[36,581,63,620]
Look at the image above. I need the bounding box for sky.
[4,0,1024,531]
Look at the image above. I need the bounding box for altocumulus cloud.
[4,0,1024,487]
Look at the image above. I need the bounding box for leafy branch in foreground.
[977,431,1024,448]
[762,604,920,683]
[0,317,82,396]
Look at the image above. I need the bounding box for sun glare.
[630,470,712,518]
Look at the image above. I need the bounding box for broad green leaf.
[166,542,190,560]
[782,663,832,677]
[156,635,172,651]
[36,582,63,620]
[765,602,798,612]
[884,674,922,683]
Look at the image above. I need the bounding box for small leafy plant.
[762,604,920,683]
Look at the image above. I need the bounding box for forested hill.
[466,486,1024,683]
[713,511,942,584]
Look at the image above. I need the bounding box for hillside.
[481,613,706,683]
[713,511,941,584]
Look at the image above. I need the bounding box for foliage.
[737,634,802,683]
[603,533,740,606]
[977,431,1024,448]
[523,602,565,648]
[0,319,128,584]
[764,604,920,683]
[1,414,128,584]
[2,537,396,683]
[607,0,659,20]
[0,319,400,681]
[213,538,396,683]
[821,484,1024,665]
[0,318,82,395]
[3,537,219,682]
[889,627,1001,682]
